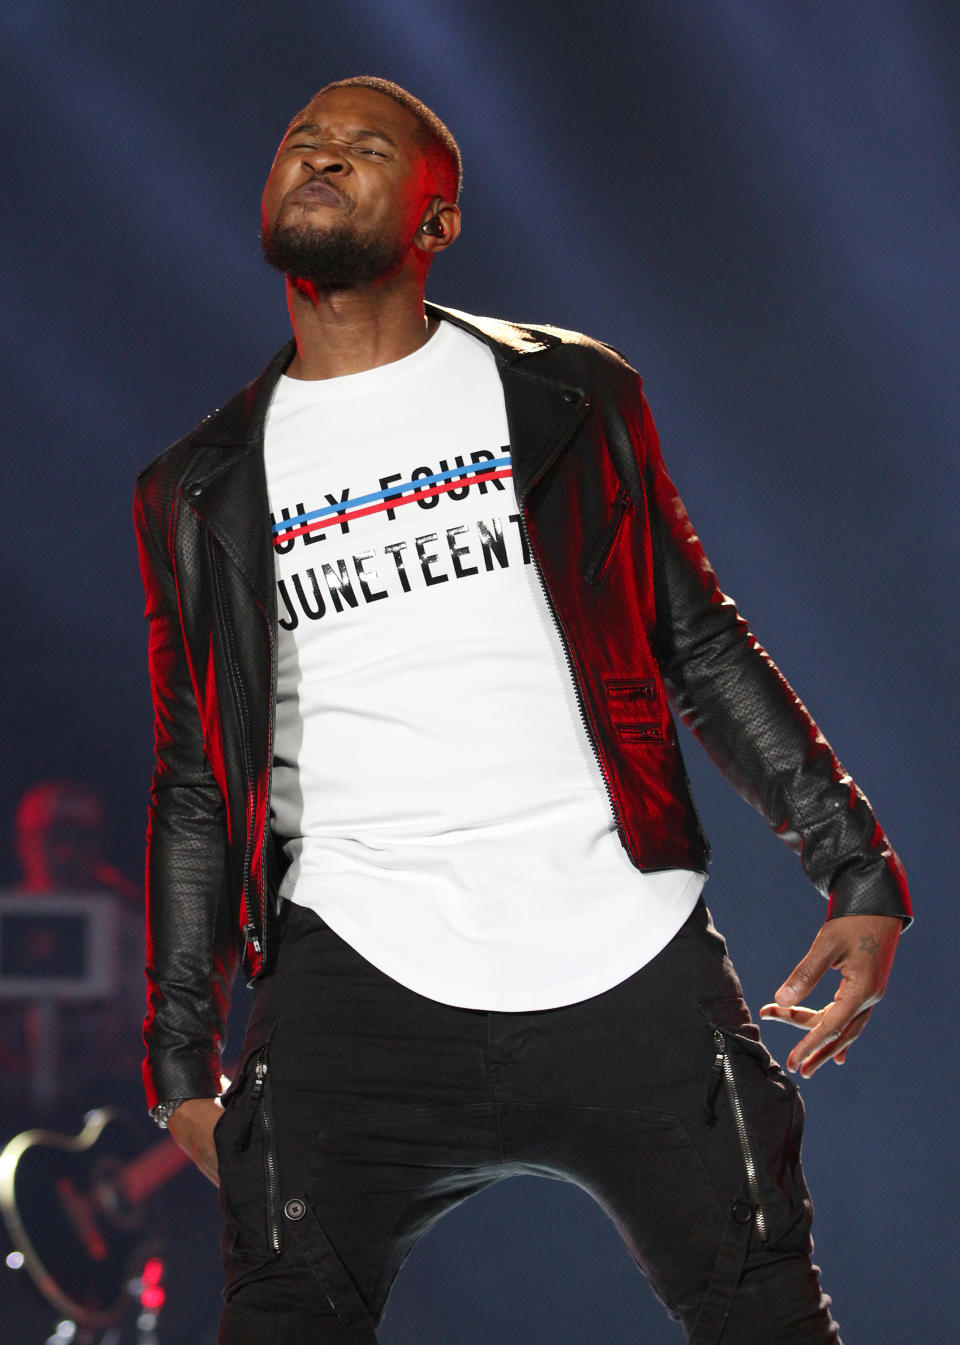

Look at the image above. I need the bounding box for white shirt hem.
[284,871,705,1012]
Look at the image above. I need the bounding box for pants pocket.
[215,1022,284,1288]
[699,995,812,1251]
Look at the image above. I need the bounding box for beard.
[261,219,406,291]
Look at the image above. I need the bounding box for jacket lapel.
[427,304,590,503]
[496,362,590,503]
[191,447,277,611]
[180,309,587,611]
[184,342,294,612]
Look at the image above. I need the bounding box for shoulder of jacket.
[135,420,218,491]
[432,304,642,390]
[133,415,225,531]
[528,324,644,398]
[134,340,295,507]
[519,321,636,370]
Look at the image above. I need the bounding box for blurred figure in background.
[14,779,141,902]
[1,788,221,1345]
[0,779,144,1122]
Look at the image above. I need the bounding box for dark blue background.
[2,2,955,1340]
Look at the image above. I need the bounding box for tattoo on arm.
[859,933,880,956]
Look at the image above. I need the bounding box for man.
[134,77,910,1344]
[14,779,140,901]
[1,780,144,1116]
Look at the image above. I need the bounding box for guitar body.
[0,1110,162,1329]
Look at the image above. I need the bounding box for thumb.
[775,936,834,1006]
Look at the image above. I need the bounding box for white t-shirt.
[264,320,703,1010]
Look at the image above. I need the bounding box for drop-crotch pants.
[215,900,840,1344]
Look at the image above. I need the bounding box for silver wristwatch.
[150,1099,188,1128]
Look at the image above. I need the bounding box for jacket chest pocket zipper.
[237,1044,283,1254]
[583,485,632,585]
[703,1030,768,1242]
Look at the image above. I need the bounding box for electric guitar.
[0,1110,190,1328]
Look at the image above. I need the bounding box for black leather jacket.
[134,305,911,1107]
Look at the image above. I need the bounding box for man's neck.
[283,276,436,380]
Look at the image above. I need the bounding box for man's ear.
[414,199,462,254]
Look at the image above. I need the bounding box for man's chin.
[261,226,402,290]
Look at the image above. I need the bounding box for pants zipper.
[709,1029,768,1242]
[249,1047,282,1254]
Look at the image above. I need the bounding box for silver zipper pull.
[703,1030,726,1126]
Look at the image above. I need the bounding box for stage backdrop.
[2,2,956,1341]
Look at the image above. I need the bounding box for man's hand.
[167,1097,224,1186]
[759,914,902,1077]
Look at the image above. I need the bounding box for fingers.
[758,1001,858,1070]
[773,930,836,1008]
[762,915,903,1076]
[761,995,873,1076]
[758,1003,822,1030]
[789,1006,873,1076]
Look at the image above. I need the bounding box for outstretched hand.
[759,914,902,1077]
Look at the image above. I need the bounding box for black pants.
[215,901,840,1344]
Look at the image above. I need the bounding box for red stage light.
[139,1257,166,1310]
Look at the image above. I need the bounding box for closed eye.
[286,141,389,160]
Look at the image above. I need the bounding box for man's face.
[261,86,435,290]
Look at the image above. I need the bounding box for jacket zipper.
[249,1048,282,1254]
[210,545,262,961]
[710,1029,768,1242]
[517,509,638,866]
[583,485,632,585]
[261,596,277,964]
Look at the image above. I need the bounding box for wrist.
[149,1099,189,1128]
